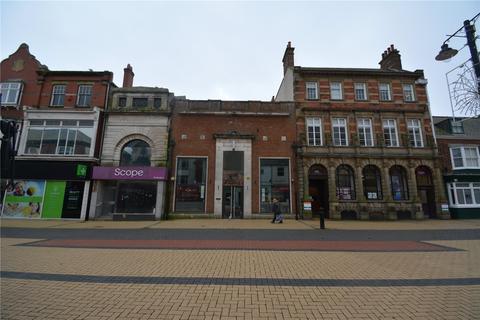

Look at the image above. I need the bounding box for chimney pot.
[379,44,402,70]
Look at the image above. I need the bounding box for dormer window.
[451,121,464,134]
[1,82,22,106]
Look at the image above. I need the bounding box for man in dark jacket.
[271,198,282,223]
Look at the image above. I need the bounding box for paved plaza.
[1,219,480,319]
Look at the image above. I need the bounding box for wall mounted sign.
[92,166,168,180]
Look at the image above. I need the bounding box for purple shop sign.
[92,166,168,180]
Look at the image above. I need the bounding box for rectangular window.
[407,119,423,147]
[118,97,127,108]
[448,182,480,208]
[306,82,318,100]
[357,118,373,146]
[260,159,290,214]
[24,120,93,156]
[1,82,22,105]
[76,85,93,107]
[403,84,415,102]
[383,119,398,147]
[306,118,322,146]
[379,83,391,101]
[330,82,343,100]
[132,97,148,108]
[51,85,66,106]
[354,82,367,101]
[332,118,348,146]
[153,98,162,109]
[175,157,207,212]
[451,121,464,134]
[450,146,480,169]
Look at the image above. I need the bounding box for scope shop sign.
[92,166,168,181]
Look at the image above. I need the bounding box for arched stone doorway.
[308,165,329,218]
[416,166,436,218]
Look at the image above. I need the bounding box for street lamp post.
[436,13,480,93]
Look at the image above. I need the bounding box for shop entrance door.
[222,151,244,219]
[416,166,436,218]
[308,165,329,218]
[222,186,243,219]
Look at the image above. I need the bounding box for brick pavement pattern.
[2,220,480,319]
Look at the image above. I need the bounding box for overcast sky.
[1,1,479,116]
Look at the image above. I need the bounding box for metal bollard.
[319,212,325,229]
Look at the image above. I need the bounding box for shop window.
[175,157,207,212]
[390,165,409,200]
[260,159,290,213]
[120,140,151,166]
[362,165,382,200]
[448,182,480,207]
[336,164,355,200]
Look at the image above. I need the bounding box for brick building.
[433,116,480,218]
[1,43,114,220]
[89,65,174,220]
[170,100,296,218]
[276,42,448,220]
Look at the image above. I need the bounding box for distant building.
[1,43,114,220]
[433,116,480,218]
[170,99,297,218]
[89,65,174,220]
[276,42,448,220]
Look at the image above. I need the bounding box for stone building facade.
[170,100,296,218]
[276,42,448,220]
[89,65,174,220]
[433,116,480,218]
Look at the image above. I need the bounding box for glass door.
[222,151,244,218]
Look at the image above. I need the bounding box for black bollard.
[319,212,325,229]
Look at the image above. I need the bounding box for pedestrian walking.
[271,198,283,223]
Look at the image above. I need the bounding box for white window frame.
[450,146,480,169]
[357,118,374,147]
[354,82,367,101]
[330,81,343,100]
[379,83,392,101]
[306,117,322,146]
[306,82,318,100]
[402,84,415,102]
[447,182,480,208]
[407,119,423,147]
[383,119,399,147]
[76,85,93,107]
[51,84,66,106]
[1,82,23,106]
[332,117,348,146]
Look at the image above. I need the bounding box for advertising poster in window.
[1,180,45,218]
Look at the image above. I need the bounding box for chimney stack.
[282,41,295,75]
[379,44,402,70]
[123,64,134,88]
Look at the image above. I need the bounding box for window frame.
[76,85,93,107]
[390,165,409,201]
[306,81,318,100]
[357,118,374,147]
[383,119,399,147]
[336,164,356,200]
[174,156,208,213]
[332,117,348,146]
[402,83,416,102]
[447,182,480,208]
[50,84,67,107]
[1,82,23,106]
[306,117,323,146]
[379,82,392,101]
[450,146,480,169]
[329,81,343,100]
[354,82,368,101]
[407,119,424,148]
[362,165,382,200]
[120,139,152,166]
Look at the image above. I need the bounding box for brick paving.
[2,220,480,319]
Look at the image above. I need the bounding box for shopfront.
[1,160,92,220]
[91,166,167,220]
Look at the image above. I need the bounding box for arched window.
[336,165,355,200]
[120,139,151,166]
[363,165,382,200]
[390,165,409,200]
